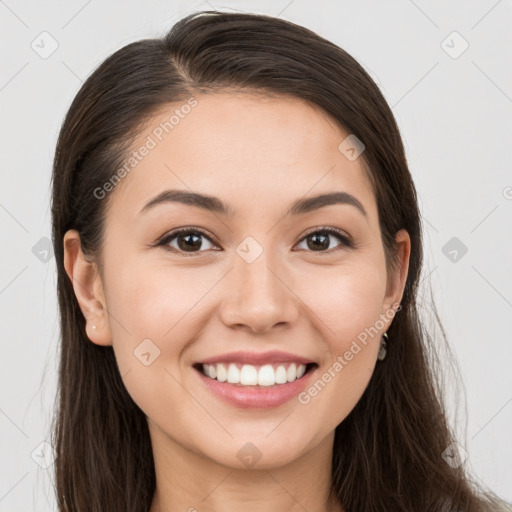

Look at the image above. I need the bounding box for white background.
[1,0,511,510]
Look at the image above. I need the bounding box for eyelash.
[155,226,353,257]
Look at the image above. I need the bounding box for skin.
[63,92,410,512]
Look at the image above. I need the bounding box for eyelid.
[300,226,351,243]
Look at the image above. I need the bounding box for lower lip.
[194,365,317,409]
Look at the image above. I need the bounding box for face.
[65,91,409,470]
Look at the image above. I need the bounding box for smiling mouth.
[193,362,318,387]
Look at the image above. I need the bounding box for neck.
[148,423,344,512]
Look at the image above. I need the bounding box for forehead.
[105,91,377,225]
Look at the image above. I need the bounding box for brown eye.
[296,228,352,253]
[158,228,216,255]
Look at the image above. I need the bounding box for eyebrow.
[138,189,367,219]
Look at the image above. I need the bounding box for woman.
[50,10,510,512]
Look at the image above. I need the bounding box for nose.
[219,248,299,334]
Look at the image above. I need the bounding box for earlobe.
[63,229,112,346]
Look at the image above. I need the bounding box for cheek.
[298,258,387,349]
[104,260,223,377]
[104,265,199,423]
[105,254,206,334]
[293,261,386,423]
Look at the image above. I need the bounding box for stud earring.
[377,332,389,361]
[91,325,96,330]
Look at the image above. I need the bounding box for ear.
[63,229,112,346]
[382,229,411,319]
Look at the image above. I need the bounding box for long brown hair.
[50,11,508,511]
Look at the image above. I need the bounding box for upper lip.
[196,350,316,366]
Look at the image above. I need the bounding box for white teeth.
[216,363,228,382]
[227,363,240,384]
[275,365,287,384]
[240,365,258,385]
[201,362,309,386]
[257,364,275,386]
[296,364,306,379]
[286,364,297,382]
